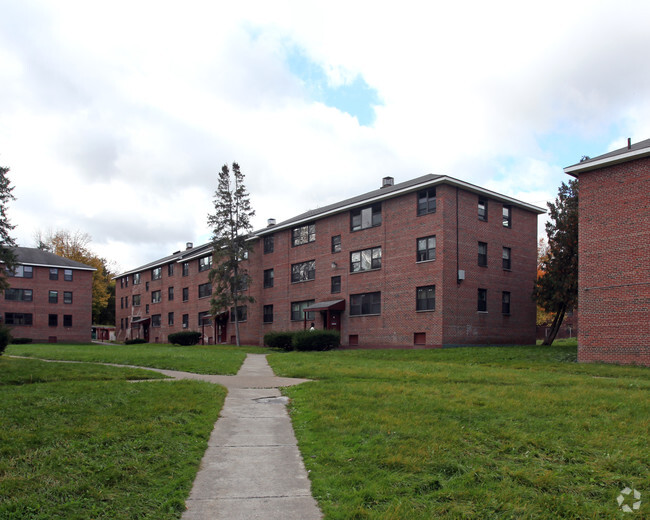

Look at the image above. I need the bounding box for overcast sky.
[2,0,649,272]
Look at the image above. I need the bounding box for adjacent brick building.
[115,175,544,347]
[565,138,650,365]
[2,247,95,343]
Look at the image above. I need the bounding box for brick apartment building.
[565,138,650,365]
[2,247,95,343]
[116,175,544,348]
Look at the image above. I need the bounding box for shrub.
[125,338,148,345]
[10,337,32,344]
[293,330,340,351]
[264,331,295,351]
[168,331,202,346]
[0,324,11,355]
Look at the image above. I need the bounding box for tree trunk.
[543,303,566,345]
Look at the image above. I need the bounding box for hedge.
[264,330,340,351]
[168,331,202,346]
[0,324,11,356]
[10,337,32,345]
[125,338,148,345]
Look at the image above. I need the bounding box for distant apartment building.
[115,175,544,348]
[565,138,650,365]
[2,247,95,343]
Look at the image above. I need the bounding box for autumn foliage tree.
[35,230,116,325]
[207,163,255,346]
[534,180,579,345]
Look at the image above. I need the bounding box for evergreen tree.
[0,166,17,293]
[207,163,255,346]
[534,179,579,345]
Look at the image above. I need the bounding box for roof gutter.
[565,146,650,176]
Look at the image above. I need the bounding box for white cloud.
[1,0,649,269]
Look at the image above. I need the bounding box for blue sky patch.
[287,47,381,126]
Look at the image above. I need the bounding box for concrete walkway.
[181,354,323,520]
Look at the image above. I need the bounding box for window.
[182,262,189,276]
[502,247,511,270]
[5,313,33,325]
[235,275,248,292]
[291,300,315,321]
[133,294,141,307]
[168,263,174,276]
[292,224,315,246]
[152,314,161,328]
[198,283,212,298]
[502,291,511,315]
[49,314,58,327]
[182,314,189,329]
[64,269,73,281]
[133,273,141,285]
[125,296,128,308]
[49,290,58,304]
[168,286,174,301]
[168,312,174,326]
[8,265,33,278]
[291,260,315,283]
[351,204,381,231]
[478,288,487,312]
[331,235,341,253]
[124,276,128,287]
[63,292,72,304]
[120,278,124,289]
[145,304,149,314]
[198,311,211,327]
[182,287,189,302]
[263,305,274,323]
[151,267,162,280]
[417,188,436,216]
[331,275,341,294]
[230,305,247,322]
[49,268,59,280]
[120,296,124,309]
[199,255,212,272]
[264,269,274,288]
[63,315,72,327]
[478,197,488,221]
[414,332,426,345]
[503,205,512,228]
[416,285,436,311]
[5,289,33,301]
[152,290,161,303]
[264,235,274,254]
[478,242,488,267]
[350,247,382,272]
[416,236,436,262]
[350,292,381,316]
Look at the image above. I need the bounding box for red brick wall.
[2,266,93,343]
[577,157,650,365]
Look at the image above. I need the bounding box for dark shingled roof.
[565,138,650,175]
[116,242,213,278]
[11,247,96,270]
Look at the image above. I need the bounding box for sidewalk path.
[181,354,323,520]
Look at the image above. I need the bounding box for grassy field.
[7,342,268,375]
[269,343,649,519]
[0,353,227,520]
[3,341,648,519]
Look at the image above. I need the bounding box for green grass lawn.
[0,355,226,520]
[7,342,269,375]
[269,343,649,519]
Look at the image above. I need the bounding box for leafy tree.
[35,230,116,325]
[0,166,17,293]
[534,180,579,345]
[207,163,255,346]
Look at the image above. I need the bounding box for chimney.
[186,242,193,250]
[381,176,394,188]
[628,137,632,150]
[267,218,276,227]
